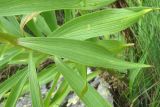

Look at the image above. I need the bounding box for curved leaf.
[55,57,113,107]
[0,68,27,97]
[18,37,150,70]
[0,0,115,16]
[5,71,28,107]
[0,47,22,70]
[49,8,152,40]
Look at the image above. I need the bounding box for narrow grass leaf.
[41,11,58,31]
[129,53,147,95]
[0,17,21,36]
[0,68,27,97]
[50,69,100,106]
[44,73,60,107]
[22,65,58,94]
[76,64,88,97]
[5,71,28,107]
[54,57,113,107]
[0,47,22,70]
[28,52,43,107]
[50,80,70,107]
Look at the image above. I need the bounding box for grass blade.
[129,53,147,95]
[5,71,28,107]
[54,57,113,107]
[44,73,60,107]
[41,11,58,31]
[0,68,27,97]
[28,52,43,107]
[0,47,22,69]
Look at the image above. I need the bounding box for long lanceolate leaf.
[5,71,28,107]
[0,69,27,97]
[0,0,115,16]
[18,38,150,70]
[0,64,57,98]
[55,57,113,107]
[49,8,152,40]
[0,0,79,16]
[50,80,70,107]
[28,52,43,107]
[44,73,60,107]
[0,17,22,36]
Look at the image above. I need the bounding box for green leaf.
[76,64,87,80]
[28,52,43,107]
[18,37,150,70]
[50,80,70,107]
[54,57,113,107]
[41,11,58,31]
[87,0,116,8]
[0,16,21,36]
[96,40,134,54]
[5,70,28,107]
[0,32,18,44]
[49,8,152,40]
[50,70,100,106]
[0,0,115,16]
[0,64,57,98]
[75,64,88,97]
[22,65,58,94]
[129,53,147,95]
[64,9,74,22]
[0,47,22,70]
[8,51,45,65]
[0,68,27,97]
[44,73,60,107]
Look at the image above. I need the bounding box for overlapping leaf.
[28,52,43,107]
[5,71,28,107]
[55,57,113,107]
[96,40,134,54]
[0,69,27,97]
[0,17,21,36]
[0,0,115,16]
[0,47,22,69]
[49,8,152,40]
[18,37,150,70]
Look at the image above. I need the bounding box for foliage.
[126,0,160,107]
[0,0,156,107]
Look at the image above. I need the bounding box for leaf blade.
[18,38,150,70]
[28,52,43,107]
[49,8,152,40]
[0,0,115,16]
[5,71,28,107]
[55,57,113,107]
